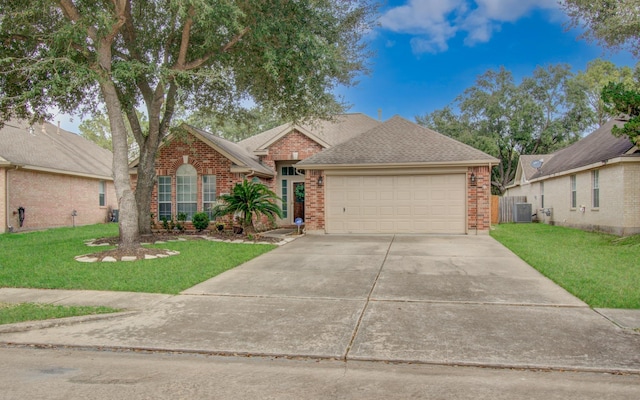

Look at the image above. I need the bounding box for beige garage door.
[325,174,466,234]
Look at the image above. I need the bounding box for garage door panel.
[379,207,394,216]
[326,174,466,234]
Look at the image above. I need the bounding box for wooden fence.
[496,196,527,223]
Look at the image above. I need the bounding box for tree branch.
[58,0,98,43]
[182,27,251,71]
[176,5,195,69]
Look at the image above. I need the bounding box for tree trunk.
[135,142,156,235]
[101,81,141,250]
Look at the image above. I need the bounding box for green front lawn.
[491,223,640,309]
[0,303,119,325]
[0,224,276,294]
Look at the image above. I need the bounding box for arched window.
[177,163,197,220]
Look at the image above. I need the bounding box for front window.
[281,166,295,176]
[158,176,172,220]
[592,170,600,208]
[570,175,577,208]
[203,175,217,219]
[177,164,197,220]
[540,181,544,209]
[99,181,106,207]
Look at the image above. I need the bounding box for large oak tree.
[0,0,375,250]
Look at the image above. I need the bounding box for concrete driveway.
[1,235,640,372]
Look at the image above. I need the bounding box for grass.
[0,224,276,294]
[0,303,119,325]
[491,223,640,309]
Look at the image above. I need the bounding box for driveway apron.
[1,235,639,372]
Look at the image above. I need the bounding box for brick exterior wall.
[467,166,492,232]
[260,131,325,175]
[303,169,325,232]
[504,162,640,236]
[2,168,117,233]
[143,134,248,229]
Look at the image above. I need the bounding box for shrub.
[213,180,283,232]
[192,212,210,232]
[175,212,187,232]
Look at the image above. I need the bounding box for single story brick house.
[1,119,117,233]
[136,114,498,234]
[505,117,640,236]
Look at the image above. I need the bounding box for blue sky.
[338,0,637,122]
[57,0,636,132]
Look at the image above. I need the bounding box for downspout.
[5,167,13,232]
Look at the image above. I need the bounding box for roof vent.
[530,159,544,169]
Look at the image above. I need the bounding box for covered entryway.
[325,174,466,234]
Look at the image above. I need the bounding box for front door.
[293,182,305,222]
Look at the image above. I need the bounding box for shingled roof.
[297,115,498,168]
[0,119,113,179]
[531,117,638,179]
[238,113,380,154]
[518,154,554,182]
[180,124,274,177]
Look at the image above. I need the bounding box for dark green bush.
[192,212,210,232]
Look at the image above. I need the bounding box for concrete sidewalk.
[1,235,640,373]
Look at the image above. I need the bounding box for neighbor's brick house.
[132,114,497,234]
[1,120,117,233]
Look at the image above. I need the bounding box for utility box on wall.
[513,203,532,223]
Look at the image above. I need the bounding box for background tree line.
[416,59,639,195]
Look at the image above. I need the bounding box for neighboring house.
[0,119,117,233]
[505,117,640,236]
[134,113,498,234]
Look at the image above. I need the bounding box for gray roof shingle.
[519,154,554,181]
[532,118,637,179]
[183,124,274,176]
[297,115,498,167]
[238,113,381,153]
[0,119,113,178]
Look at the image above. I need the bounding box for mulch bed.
[81,230,281,262]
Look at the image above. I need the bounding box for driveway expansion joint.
[343,235,395,360]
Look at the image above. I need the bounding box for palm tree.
[213,180,283,232]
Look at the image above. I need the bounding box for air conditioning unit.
[513,203,532,223]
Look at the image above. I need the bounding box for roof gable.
[532,118,637,179]
[238,113,381,154]
[0,119,114,179]
[517,154,554,182]
[297,115,499,167]
[155,124,274,177]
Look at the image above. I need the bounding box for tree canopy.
[602,80,640,145]
[417,64,598,194]
[562,0,640,57]
[561,1,640,146]
[0,0,376,249]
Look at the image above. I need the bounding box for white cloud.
[379,0,560,54]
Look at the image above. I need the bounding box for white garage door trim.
[325,172,467,234]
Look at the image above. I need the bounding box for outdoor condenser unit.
[513,203,532,223]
